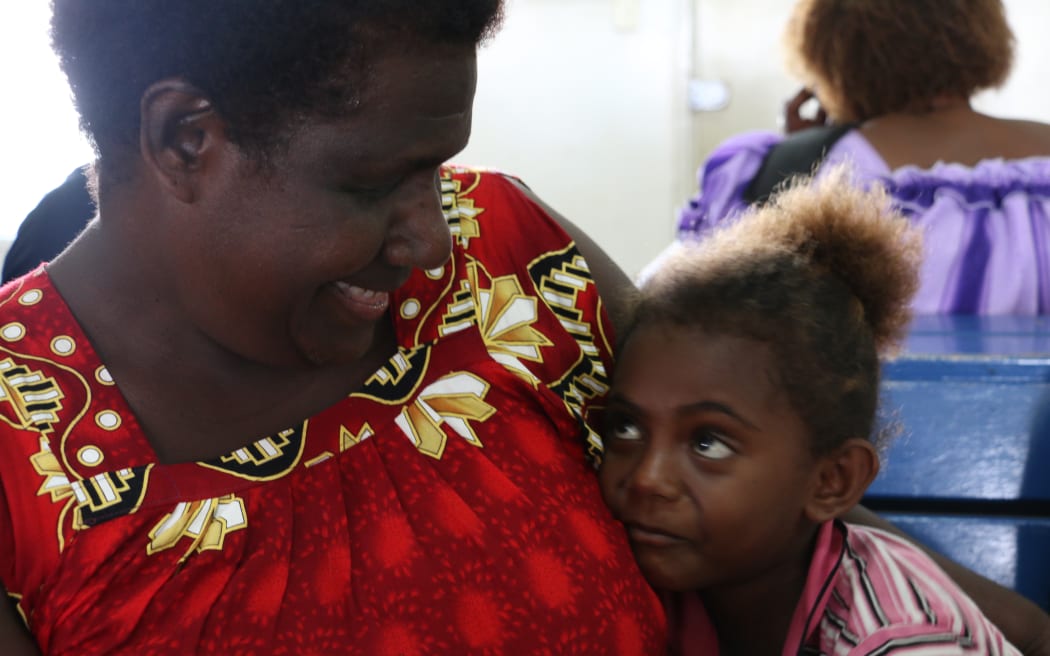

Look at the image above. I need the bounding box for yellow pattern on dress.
[441,170,486,248]
[31,437,73,503]
[0,357,65,432]
[340,423,375,451]
[395,372,496,459]
[147,494,248,563]
[529,247,610,456]
[441,261,554,387]
[69,466,153,530]
[220,430,292,468]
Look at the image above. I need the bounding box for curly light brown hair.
[626,168,922,453]
[783,0,1014,122]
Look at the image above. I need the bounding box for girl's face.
[598,324,821,594]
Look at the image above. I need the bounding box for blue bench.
[863,315,1050,612]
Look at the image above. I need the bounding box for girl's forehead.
[613,323,789,400]
[615,325,776,396]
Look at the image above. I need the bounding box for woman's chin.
[293,321,381,369]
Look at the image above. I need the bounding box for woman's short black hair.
[50,0,503,171]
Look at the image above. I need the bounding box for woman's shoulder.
[441,165,634,337]
[831,126,1050,204]
[856,112,1050,172]
[990,116,1050,149]
[943,115,1050,165]
[436,166,583,272]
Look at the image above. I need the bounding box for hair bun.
[764,166,922,351]
[676,165,923,353]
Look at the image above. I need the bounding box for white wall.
[973,0,1050,120]
[459,0,694,279]
[0,5,93,242]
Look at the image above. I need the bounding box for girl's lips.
[331,281,390,321]
[626,524,689,548]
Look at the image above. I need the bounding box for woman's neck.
[925,95,974,113]
[865,97,1050,168]
[47,218,397,464]
[867,97,976,126]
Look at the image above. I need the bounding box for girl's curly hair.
[628,167,922,453]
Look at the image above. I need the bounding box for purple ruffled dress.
[646,130,1050,315]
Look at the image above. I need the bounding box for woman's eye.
[691,431,733,460]
[345,178,401,201]
[352,185,394,201]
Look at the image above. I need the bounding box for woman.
[660,0,1050,315]
[0,2,661,653]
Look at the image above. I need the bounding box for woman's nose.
[384,173,453,271]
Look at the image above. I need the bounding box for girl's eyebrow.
[679,400,759,430]
[606,392,641,412]
[607,393,758,431]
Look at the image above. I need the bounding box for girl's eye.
[606,417,643,442]
[691,431,734,460]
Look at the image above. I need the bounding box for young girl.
[599,170,1021,655]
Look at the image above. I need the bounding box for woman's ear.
[804,438,879,523]
[139,79,225,203]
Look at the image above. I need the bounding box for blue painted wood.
[884,358,1050,383]
[869,315,1050,502]
[882,514,1050,612]
[903,315,1050,355]
[867,379,1050,501]
[865,316,1050,609]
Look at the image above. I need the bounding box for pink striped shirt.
[671,520,1020,655]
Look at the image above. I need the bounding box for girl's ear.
[804,438,879,523]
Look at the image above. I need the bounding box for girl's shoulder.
[823,523,1021,654]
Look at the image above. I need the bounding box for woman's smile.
[328,281,392,323]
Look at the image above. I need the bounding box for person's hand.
[782,87,828,134]
[1019,614,1050,656]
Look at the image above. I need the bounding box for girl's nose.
[624,445,682,502]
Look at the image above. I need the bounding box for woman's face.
[598,324,819,594]
[164,45,477,368]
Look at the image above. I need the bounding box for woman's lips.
[331,281,391,321]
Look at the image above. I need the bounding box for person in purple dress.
[650,0,1050,315]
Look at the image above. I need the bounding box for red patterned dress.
[0,168,665,654]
